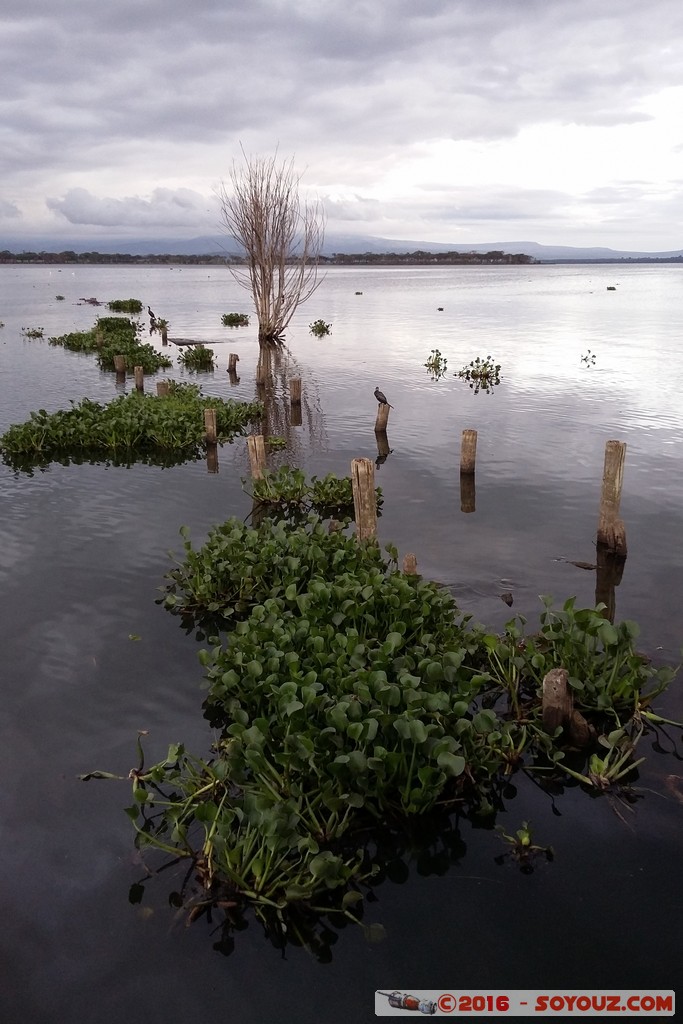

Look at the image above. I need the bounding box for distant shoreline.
[1,250,682,266]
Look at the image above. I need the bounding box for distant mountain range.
[2,233,683,262]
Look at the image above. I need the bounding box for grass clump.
[107,298,143,313]
[22,327,44,339]
[0,383,262,469]
[178,346,216,372]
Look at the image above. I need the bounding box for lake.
[1,263,681,1022]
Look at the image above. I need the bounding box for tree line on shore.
[0,248,537,267]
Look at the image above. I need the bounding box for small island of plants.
[49,316,172,373]
[0,382,262,470]
[85,468,679,942]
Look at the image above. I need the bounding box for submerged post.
[204,408,217,444]
[113,354,126,374]
[290,377,302,405]
[134,366,144,391]
[247,434,267,480]
[156,380,170,396]
[228,352,239,373]
[597,440,627,556]
[351,457,377,541]
[460,429,477,474]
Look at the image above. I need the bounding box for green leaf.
[437,751,466,776]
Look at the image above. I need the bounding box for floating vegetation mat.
[0,383,262,470]
[50,315,172,373]
[85,498,680,943]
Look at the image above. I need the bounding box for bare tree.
[218,151,325,347]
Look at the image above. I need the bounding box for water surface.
[1,264,681,1023]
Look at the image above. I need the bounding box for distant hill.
[2,233,683,262]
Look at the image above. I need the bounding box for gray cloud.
[2,0,683,247]
[0,200,22,220]
[46,187,219,228]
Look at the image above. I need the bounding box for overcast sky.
[3,0,683,251]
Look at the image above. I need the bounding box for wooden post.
[204,408,217,444]
[460,429,477,474]
[228,369,240,386]
[351,457,377,541]
[247,434,267,480]
[228,352,240,372]
[597,440,627,556]
[290,377,302,404]
[95,329,104,348]
[374,403,390,432]
[402,553,418,575]
[113,354,126,373]
[156,380,170,396]
[161,326,168,345]
[134,366,144,391]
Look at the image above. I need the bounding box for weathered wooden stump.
[402,553,418,575]
[541,668,573,734]
[374,403,391,432]
[247,434,267,480]
[460,428,478,474]
[113,354,126,373]
[597,440,627,556]
[290,377,302,404]
[351,457,377,541]
[134,366,144,391]
[156,380,170,396]
[541,667,594,746]
[204,408,217,444]
[228,352,239,372]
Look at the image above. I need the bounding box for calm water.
[1,264,682,1023]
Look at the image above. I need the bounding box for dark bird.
[374,386,393,407]
[147,306,157,320]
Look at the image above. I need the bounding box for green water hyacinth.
[222,312,250,327]
[178,346,217,371]
[107,298,143,313]
[0,386,262,469]
[92,512,681,925]
[247,465,383,523]
[50,316,172,373]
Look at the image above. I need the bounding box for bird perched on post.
[374,386,393,407]
[147,306,156,319]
